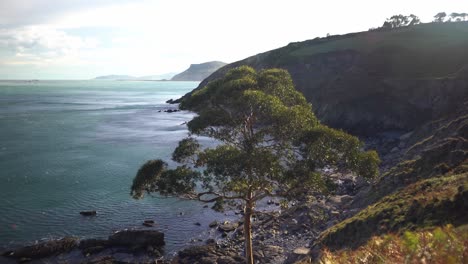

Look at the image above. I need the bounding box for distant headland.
[93,61,226,81]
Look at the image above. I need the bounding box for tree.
[434,12,447,23]
[382,14,420,29]
[408,14,421,26]
[449,12,468,22]
[130,66,380,264]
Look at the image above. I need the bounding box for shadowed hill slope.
[179,22,468,136]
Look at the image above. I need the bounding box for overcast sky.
[0,0,467,79]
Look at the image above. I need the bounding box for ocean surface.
[0,80,230,255]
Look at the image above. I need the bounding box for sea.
[0,80,230,255]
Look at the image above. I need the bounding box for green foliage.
[133,66,381,264]
[382,14,421,29]
[131,159,167,199]
[172,137,200,163]
[133,67,380,203]
[131,160,200,199]
[154,166,200,196]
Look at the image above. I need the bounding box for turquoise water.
[0,80,226,254]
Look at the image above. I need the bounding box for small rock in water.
[194,222,201,226]
[80,211,97,216]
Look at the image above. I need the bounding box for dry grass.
[317,225,468,264]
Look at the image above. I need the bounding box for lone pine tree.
[131,66,380,264]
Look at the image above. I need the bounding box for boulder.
[108,230,165,247]
[293,247,310,255]
[2,237,78,259]
[218,222,238,232]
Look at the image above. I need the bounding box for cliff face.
[171,61,227,81]
[184,22,468,136]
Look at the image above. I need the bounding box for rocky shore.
[1,230,165,264]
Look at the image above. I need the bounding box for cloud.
[0,25,99,66]
[0,0,139,27]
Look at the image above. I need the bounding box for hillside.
[171,61,227,81]
[179,22,468,136]
[175,22,468,263]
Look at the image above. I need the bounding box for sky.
[0,0,467,79]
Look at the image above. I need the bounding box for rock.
[164,109,180,113]
[206,239,216,245]
[143,222,154,227]
[79,210,97,216]
[263,245,283,255]
[293,247,310,255]
[400,131,413,141]
[78,239,109,250]
[108,230,165,247]
[144,220,155,224]
[331,210,340,217]
[218,222,238,232]
[178,245,215,259]
[2,237,78,259]
[82,246,106,255]
[209,221,218,228]
[194,222,201,226]
[341,195,354,204]
[217,256,239,264]
[85,256,116,264]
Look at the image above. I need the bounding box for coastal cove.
[0,80,230,256]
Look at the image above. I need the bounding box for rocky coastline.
[0,133,404,264]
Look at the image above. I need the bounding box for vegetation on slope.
[315,225,468,264]
[318,172,467,250]
[309,104,468,251]
[288,22,468,78]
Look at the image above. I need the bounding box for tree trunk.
[244,198,254,264]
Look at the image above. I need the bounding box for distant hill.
[171,61,227,81]
[94,73,177,81]
[136,73,177,81]
[94,75,136,80]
